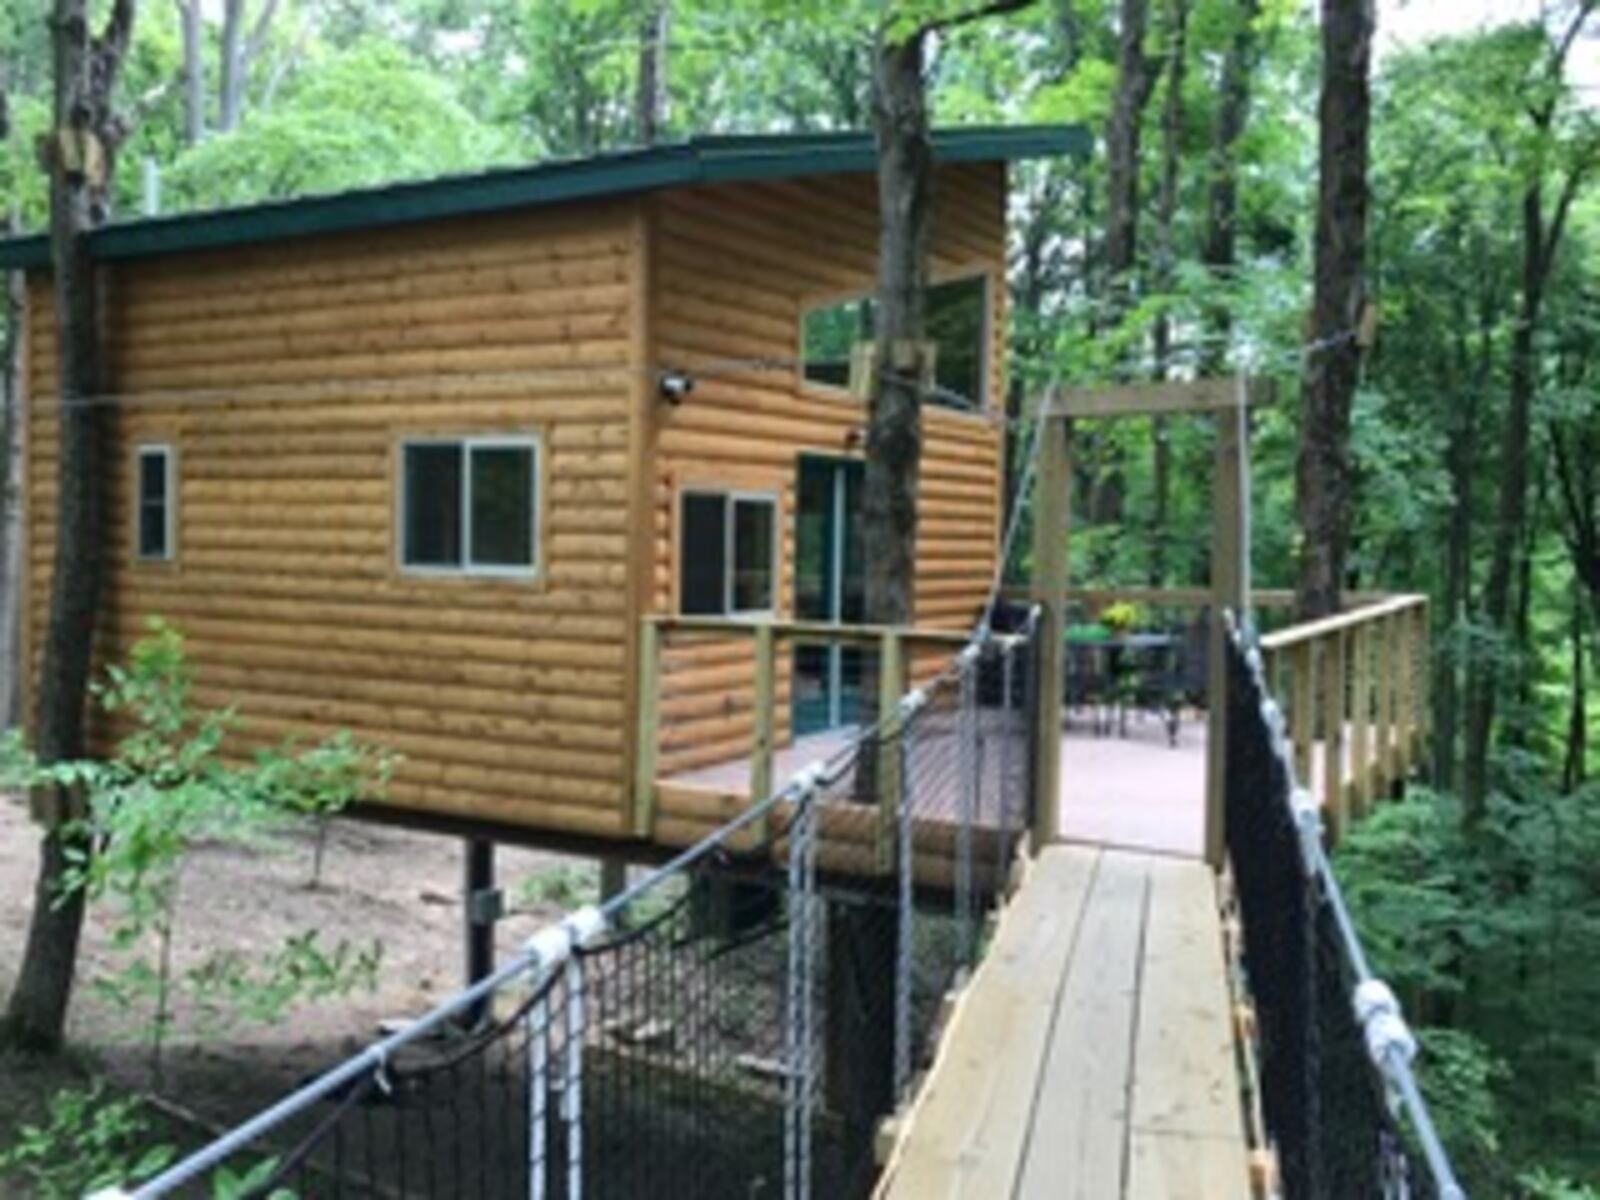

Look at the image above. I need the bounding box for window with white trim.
[135,444,175,562]
[400,437,540,576]
[679,491,777,616]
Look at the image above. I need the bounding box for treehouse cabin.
[1,126,1088,859]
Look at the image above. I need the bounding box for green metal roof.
[0,125,1088,271]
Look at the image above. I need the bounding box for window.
[800,274,990,410]
[135,444,174,562]
[679,491,776,616]
[400,437,540,576]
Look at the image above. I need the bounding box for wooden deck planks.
[1014,849,1151,1199]
[1125,857,1251,1198]
[880,845,1100,1198]
[877,847,1249,1200]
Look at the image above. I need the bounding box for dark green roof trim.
[0,125,1088,272]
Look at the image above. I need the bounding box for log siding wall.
[648,163,1007,775]
[23,202,646,837]
[19,164,1007,844]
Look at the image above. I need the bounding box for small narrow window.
[678,491,776,617]
[135,444,174,562]
[400,436,539,577]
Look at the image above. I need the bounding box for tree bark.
[1562,586,1587,792]
[1199,0,1259,375]
[1148,0,1186,586]
[1293,0,1373,622]
[219,0,278,132]
[1104,0,1159,296]
[177,0,203,144]
[635,0,669,146]
[864,32,933,630]
[2,0,133,1055]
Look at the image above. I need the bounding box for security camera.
[658,371,695,404]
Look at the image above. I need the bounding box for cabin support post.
[875,628,906,871]
[751,622,777,840]
[632,618,662,837]
[1205,382,1250,867]
[462,837,499,1028]
[1029,402,1069,849]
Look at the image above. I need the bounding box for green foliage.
[7,620,395,1083]
[0,1084,173,1199]
[516,862,600,913]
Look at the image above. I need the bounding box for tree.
[3,0,137,1053]
[635,0,669,144]
[1148,0,1187,584]
[1104,0,1160,303]
[1461,4,1596,814]
[1293,0,1374,621]
[1199,0,1261,374]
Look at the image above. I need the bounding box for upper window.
[400,437,540,577]
[800,274,989,410]
[135,444,174,562]
[679,491,776,616]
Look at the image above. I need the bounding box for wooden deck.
[876,844,1250,1199]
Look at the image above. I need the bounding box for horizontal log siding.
[649,165,1006,778]
[23,203,643,836]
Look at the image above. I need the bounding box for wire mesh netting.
[117,625,1038,1200]
[1224,625,1460,1200]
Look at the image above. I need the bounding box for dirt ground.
[0,795,599,1166]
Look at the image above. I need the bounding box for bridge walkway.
[876,843,1251,1199]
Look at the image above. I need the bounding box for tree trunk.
[177,0,204,144]
[863,32,932,630]
[1293,0,1373,622]
[1148,0,1186,586]
[2,0,133,1055]
[1199,0,1259,375]
[635,0,669,146]
[1563,586,1587,791]
[0,207,20,731]
[1104,0,1158,297]
[219,0,278,133]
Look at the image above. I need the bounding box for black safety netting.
[1224,629,1453,1200]
[124,625,1039,1200]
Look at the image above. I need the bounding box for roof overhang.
[0,125,1089,272]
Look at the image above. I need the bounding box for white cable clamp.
[1245,645,1264,678]
[957,642,983,670]
[563,904,608,950]
[1354,979,1418,1071]
[1260,697,1286,745]
[898,688,927,719]
[789,760,827,800]
[1290,786,1323,865]
[371,1045,393,1096]
[525,923,574,970]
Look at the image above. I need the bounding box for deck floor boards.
[876,845,1250,1200]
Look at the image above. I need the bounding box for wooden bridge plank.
[1015,850,1151,1200]
[878,845,1100,1198]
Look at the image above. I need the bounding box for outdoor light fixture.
[658,370,695,404]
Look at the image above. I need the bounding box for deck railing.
[1258,595,1430,841]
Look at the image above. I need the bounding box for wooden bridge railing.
[632,614,971,849]
[1258,594,1430,842]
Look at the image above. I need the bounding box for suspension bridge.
[93,384,1463,1199]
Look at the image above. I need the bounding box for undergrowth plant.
[2,618,396,1087]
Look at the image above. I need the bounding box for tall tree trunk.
[1293,0,1373,621]
[1563,586,1587,791]
[2,0,134,1055]
[0,206,20,732]
[1199,0,1259,375]
[864,33,932,630]
[177,0,203,144]
[1104,0,1158,298]
[1148,0,1186,586]
[219,0,278,133]
[635,0,669,146]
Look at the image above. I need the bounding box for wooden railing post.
[1376,613,1398,797]
[1292,640,1316,787]
[1350,624,1373,819]
[750,622,776,838]
[1030,409,1070,849]
[876,628,906,872]
[633,618,662,836]
[1321,630,1348,842]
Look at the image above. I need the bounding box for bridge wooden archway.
[1028,377,1270,866]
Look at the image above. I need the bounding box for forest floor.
[0,796,593,1182]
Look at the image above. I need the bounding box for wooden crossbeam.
[1049,376,1273,420]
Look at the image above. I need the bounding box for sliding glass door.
[792,455,866,736]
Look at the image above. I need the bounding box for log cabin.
[0,126,1088,861]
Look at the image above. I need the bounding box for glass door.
[792,455,866,736]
